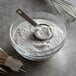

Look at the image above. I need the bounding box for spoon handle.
[16,9,37,27]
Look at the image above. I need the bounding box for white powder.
[13,19,65,57]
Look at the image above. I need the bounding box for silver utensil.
[0,67,8,74]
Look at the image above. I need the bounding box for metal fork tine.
[0,67,8,74]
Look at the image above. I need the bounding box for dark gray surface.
[0,0,76,76]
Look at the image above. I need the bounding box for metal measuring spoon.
[16,9,53,41]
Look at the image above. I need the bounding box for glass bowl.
[10,12,66,61]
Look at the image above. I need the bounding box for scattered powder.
[13,19,65,57]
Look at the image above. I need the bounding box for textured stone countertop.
[0,0,76,76]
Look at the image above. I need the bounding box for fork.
[0,67,8,74]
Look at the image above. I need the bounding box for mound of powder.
[13,19,65,57]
